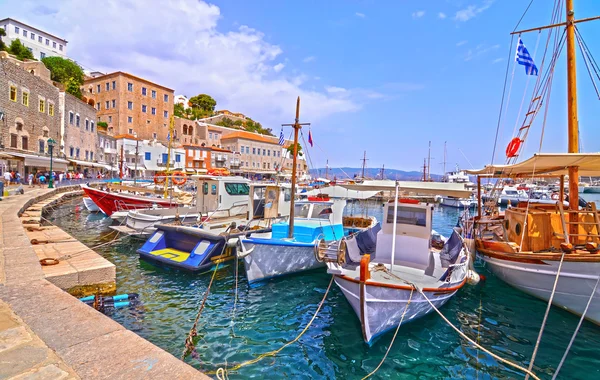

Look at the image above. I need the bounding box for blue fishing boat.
[138,224,229,272]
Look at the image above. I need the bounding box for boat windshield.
[294,203,311,218]
[505,190,519,195]
[387,206,427,227]
[224,183,250,196]
[312,204,334,220]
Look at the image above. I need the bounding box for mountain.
[309,167,444,181]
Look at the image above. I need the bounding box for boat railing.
[554,201,600,246]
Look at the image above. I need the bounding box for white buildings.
[0,18,67,60]
[174,95,190,109]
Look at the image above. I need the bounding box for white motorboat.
[439,195,477,209]
[82,196,102,213]
[325,180,474,344]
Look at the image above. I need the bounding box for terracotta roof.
[210,146,232,153]
[207,127,222,132]
[220,131,279,144]
[114,134,141,141]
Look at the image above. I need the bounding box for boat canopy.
[338,180,472,198]
[465,153,600,178]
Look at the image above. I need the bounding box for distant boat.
[83,196,102,213]
[583,186,600,194]
[439,196,477,209]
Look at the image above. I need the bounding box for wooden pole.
[560,175,565,203]
[164,116,174,199]
[477,176,482,219]
[566,0,579,238]
[119,144,124,182]
[288,97,301,239]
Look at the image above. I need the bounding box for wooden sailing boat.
[466,1,600,324]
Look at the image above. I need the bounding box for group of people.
[2,170,93,187]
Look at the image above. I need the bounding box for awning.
[69,159,107,168]
[465,153,600,178]
[339,180,472,198]
[7,152,68,171]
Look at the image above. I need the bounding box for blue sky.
[3,0,600,174]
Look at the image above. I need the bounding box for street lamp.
[47,138,56,188]
[133,132,139,185]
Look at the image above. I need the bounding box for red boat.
[81,184,180,216]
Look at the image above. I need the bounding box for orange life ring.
[506,137,522,158]
[551,192,559,200]
[172,171,187,185]
[154,172,166,184]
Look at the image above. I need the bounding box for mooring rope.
[362,287,414,380]
[214,275,334,377]
[182,263,220,360]
[415,286,541,380]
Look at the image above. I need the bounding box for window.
[162,153,168,164]
[91,121,95,132]
[163,110,168,118]
[108,116,112,123]
[129,128,133,134]
[246,161,249,167]
[10,134,17,148]
[85,150,89,160]
[112,99,116,108]
[252,147,256,155]
[142,105,147,113]
[141,87,147,96]
[105,100,109,109]
[127,101,133,110]
[48,103,54,116]
[112,81,116,90]
[69,147,74,157]
[252,162,256,168]
[9,85,17,102]
[105,82,109,91]
[96,103,100,110]
[209,133,213,139]
[224,183,250,196]
[386,206,427,226]
[76,148,80,158]
[151,90,156,99]
[59,44,63,51]
[96,84,100,93]
[45,38,49,46]
[267,150,270,156]
[90,152,93,161]
[164,94,169,102]
[262,149,266,155]
[69,112,74,124]
[175,154,181,163]
[40,52,45,59]
[38,36,42,43]
[128,116,132,123]
[52,41,56,48]
[22,136,28,150]
[23,30,27,37]
[85,119,89,131]
[39,99,45,113]
[22,91,29,106]
[14,26,19,33]
[151,107,156,115]
[76,114,80,127]
[30,33,35,40]
[128,82,133,91]
[39,140,45,153]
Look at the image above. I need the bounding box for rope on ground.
[362,287,414,380]
[214,275,335,376]
[525,251,566,380]
[182,263,221,360]
[415,286,541,380]
[551,272,600,379]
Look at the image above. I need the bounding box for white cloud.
[456,40,468,47]
[464,44,500,61]
[2,0,360,126]
[492,58,503,64]
[455,0,495,22]
[303,56,316,63]
[438,12,447,19]
[325,86,347,94]
[273,63,285,72]
[355,12,366,18]
[412,11,426,19]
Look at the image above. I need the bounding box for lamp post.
[47,138,56,188]
[133,132,139,185]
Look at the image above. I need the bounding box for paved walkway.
[0,187,208,379]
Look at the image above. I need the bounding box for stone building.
[83,72,174,142]
[175,117,199,145]
[0,53,66,175]
[97,123,118,175]
[60,92,99,166]
[0,18,68,60]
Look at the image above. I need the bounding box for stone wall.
[0,58,60,154]
[62,92,98,162]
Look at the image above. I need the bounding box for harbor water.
[48,198,600,379]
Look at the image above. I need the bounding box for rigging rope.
[361,288,414,380]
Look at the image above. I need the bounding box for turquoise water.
[48,199,600,379]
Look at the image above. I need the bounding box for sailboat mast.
[288,97,301,239]
[427,141,432,181]
[443,141,447,176]
[361,151,367,178]
[164,115,174,199]
[566,0,579,213]
[325,159,329,180]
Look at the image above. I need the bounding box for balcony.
[230,159,241,168]
[215,155,226,161]
[103,147,117,154]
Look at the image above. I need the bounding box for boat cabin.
[192,175,250,215]
[247,184,292,220]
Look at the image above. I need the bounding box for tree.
[215,117,234,128]
[6,39,34,60]
[41,56,85,99]
[189,94,216,113]
[0,28,6,52]
[286,143,303,157]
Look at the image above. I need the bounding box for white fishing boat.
[82,196,102,213]
[325,180,476,344]
[439,195,477,209]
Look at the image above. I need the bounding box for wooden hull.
[478,247,600,324]
[81,184,178,216]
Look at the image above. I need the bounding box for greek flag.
[278,128,285,146]
[516,38,538,76]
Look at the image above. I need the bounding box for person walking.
[28,173,33,187]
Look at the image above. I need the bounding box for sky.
[1,0,600,174]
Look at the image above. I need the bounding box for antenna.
[380,164,385,179]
